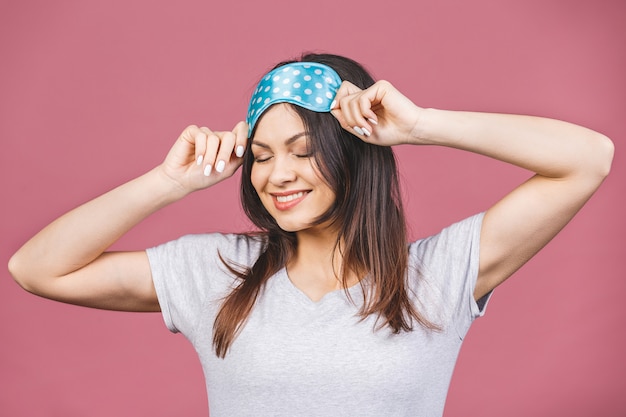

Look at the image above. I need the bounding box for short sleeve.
[146,233,263,341]
[409,213,490,339]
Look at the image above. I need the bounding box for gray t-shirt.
[147,213,487,417]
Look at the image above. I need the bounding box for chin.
[275,222,307,233]
[272,215,318,233]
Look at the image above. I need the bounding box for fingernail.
[330,100,337,110]
[368,118,378,125]
[216,160,225,173]
[203,165,212,176]
[361,127,371,137]
[196,155,203,166]
[353,126,364,136]
[236,145,244,158]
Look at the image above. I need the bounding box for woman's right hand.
[8,120,249,312]
[160,121,249,194]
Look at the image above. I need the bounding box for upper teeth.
[276,192,304,203]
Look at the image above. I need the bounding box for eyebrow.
[251,132,307,149]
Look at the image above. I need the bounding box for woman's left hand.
[330,80,424,146]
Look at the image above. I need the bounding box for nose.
[268,155,297,185]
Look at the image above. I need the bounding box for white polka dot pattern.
[246,62,342,136]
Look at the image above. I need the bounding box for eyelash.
[253,153,311,163]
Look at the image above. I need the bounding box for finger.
[214,131,236,174]
[345,94,371,135]
[347,94,378,137]
[193,128,208,166]
[333,92,360,130]
[352,82,393,137]
[232,121,248,158]
[336,92,370,137]
[330,107,348,130]
[333,80,362,104]
[331,81,360,118]
[332,81,379,137]
[358,94,379,125]
[166,125,203,169]
[200,127,220,176]
[333,103,368,137]
[179,124,200,144]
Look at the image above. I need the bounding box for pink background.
[1,0,624,415]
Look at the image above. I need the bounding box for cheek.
[305,166,335,201]
[249,165,266,195]
[321,187,337,206]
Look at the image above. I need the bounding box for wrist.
[405,107,435,145]
[148,166,191,206]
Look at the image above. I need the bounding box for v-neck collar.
[274,267,365,308]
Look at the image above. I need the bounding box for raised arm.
[331,80,614,300]
[8,122,248,311]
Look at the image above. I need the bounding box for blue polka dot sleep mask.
[246,62,342,137]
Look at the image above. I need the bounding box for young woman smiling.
[9,53,613,416]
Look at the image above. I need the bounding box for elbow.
[567,132,614,195]
[8,252,27,290]
[594,133,614,180]
[8,251,37,294]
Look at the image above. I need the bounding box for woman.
[8,53,613,416]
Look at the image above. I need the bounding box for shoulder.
[147,232,267,268]
[409,213,484,261]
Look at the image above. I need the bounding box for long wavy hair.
[213,53,437,358]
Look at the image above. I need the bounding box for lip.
[270,190,310,211]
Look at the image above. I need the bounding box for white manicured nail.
[368,118,378,125]
[353,126,364,136]
[236,145,244,158]
[196,155,203,166]
[203,165,212,176]
[361,127,371,137]
[330,100,337,110]
[216,160,225,173]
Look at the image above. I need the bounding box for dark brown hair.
[213,53,436,358]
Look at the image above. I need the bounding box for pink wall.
[1,0,624,415]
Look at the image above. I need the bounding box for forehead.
[252,104,306,144]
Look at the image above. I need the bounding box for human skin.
[8,79,613,311]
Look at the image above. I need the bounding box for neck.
[286,227,359,301]
[295,226,338,260]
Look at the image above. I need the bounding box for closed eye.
[253,154,272,163]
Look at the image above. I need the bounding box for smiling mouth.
[271,190,310,210]
[275,191,305,203]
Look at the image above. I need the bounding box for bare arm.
[9,122,248,311]
[332,80,614,299]
[412,109,613,299]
